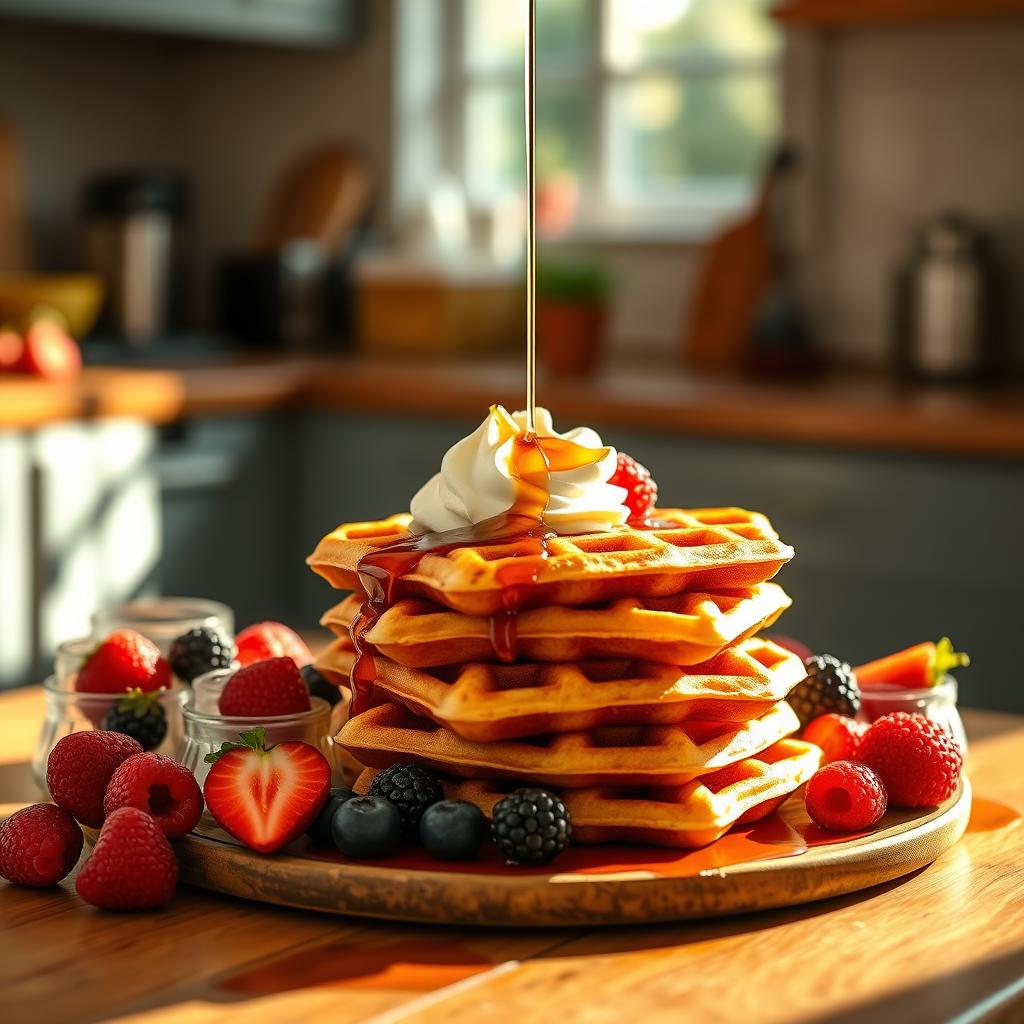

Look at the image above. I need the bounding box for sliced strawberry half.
[203,728,330,854]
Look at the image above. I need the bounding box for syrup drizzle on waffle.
[350,433,608,714]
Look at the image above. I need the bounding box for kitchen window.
[407,0,781,239]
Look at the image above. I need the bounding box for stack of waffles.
[308,508,822,848]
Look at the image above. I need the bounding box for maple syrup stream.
[348,2,595,711]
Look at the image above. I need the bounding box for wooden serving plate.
[150,779,971,927]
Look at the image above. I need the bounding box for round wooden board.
[148,779,971,927]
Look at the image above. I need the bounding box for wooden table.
[2,687,1023,1024]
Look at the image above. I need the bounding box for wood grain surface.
[2,356,1024,459]
[1,688,1023,1024]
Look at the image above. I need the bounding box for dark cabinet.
[156,413,302,631]
[0,0,365,47]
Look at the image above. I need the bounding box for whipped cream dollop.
[410,405,629,535]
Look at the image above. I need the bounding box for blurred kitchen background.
[1,0,1022,707]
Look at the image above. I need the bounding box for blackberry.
[301,664,342,707]
[101,688,167,751]
[491,787,571,866]
[787,654,861,728]
[367,764,444,835]
[169,626,234,684]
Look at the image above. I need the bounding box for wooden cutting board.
[117,780,971,927]
[259,143,372,255]
[681,149,795,369]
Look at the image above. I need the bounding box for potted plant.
[536,257,611,377]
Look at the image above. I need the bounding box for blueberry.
[306,787,356,843]
[330,795,402,859]
[418,799,487,861]
[301,664,342,707]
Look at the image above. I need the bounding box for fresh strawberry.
[217,657,311,718]
[236,621,313,668]
[856,638,969,690]
[203,728,330,854]
[0,803,83,887]
[75,807,177,910]
[14,320,81,380]
[76,629,172,694]
[858,712,963,808]
[802,714,867,765]
[103,752,203,840]
[0,329,24,371]
[46,730,143,828]
[804,761,888,832]
[607,451,658,523]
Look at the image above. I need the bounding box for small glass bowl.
[91,597,234,654]
[32,667,188,793]
[860,674,967,753]
[179,669,342,788]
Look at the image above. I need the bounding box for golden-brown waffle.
[314,634,356,688]
[356,739,822,848]
[321,583,791,667]
[363,638,805,742]
[307,508,794,614]
[339,699,799,788]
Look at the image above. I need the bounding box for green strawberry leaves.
[115,687,165,719]
[204,727,273,764]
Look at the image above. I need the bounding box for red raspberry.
[0,803,83,887]
[236,622,312,668]
[804,761,888,832]
[607,452,658,523]
[47,730,143,828]
[76,629,171,694]
[858,712,963,808]
[103,752,204,840]
[75,807,178,910]
[802,714,867,765]
[218,657,311,717]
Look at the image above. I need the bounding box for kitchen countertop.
[2,355,1023,458]
[1,687,1023,1024]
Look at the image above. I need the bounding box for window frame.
[440,0,781,242]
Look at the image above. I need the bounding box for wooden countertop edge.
[2,358,1023,458]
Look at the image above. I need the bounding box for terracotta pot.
[537,301,606,377]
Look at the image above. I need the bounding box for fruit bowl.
[0,273,104,337]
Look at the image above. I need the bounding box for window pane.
[537,84,588,184]
[465,81,588,201]
[606,72,777,202]
[465,0,588,72]
[606,0,778,69]
[465,85,523,200]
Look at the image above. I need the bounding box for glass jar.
[91,597,234,654]
[32,637,189,793]
[179,669,341,788]
[859,674,967,753]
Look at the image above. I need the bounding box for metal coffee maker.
[894,212,995,381]
[83,171,187,343]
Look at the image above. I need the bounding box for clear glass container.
[91,597,234,653]
[859,674,967,753]
[179,669,342,788]
[33,637,188,793]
